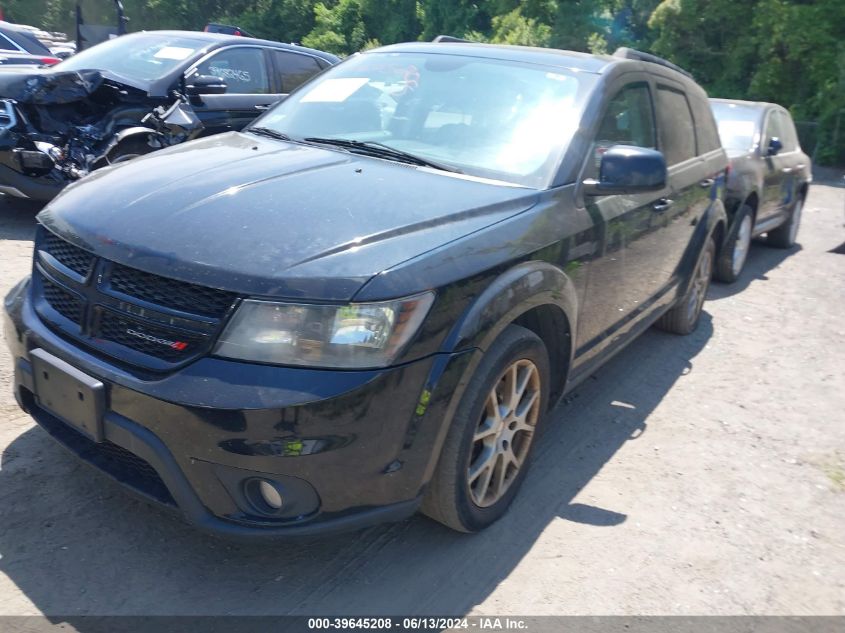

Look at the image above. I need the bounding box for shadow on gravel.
[0,196,42,241]
[0,315,713,617]
[708,240,801,301]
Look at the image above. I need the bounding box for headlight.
[214,292,435,368]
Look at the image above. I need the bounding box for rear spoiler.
[432,35,474,43]
[613,47,693,79]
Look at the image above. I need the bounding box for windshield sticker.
[154,46,195,61]
[301,78,370,103]
[210,65,252,83]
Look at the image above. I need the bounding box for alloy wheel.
[467,358,542,508]
[732,214,753,276]
[788,200,803,244]
[686,243,713,323]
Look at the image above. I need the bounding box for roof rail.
[432,35,474,43]
[612,47,693,79]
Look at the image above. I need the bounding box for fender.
[677,197,727,298]
[440,260,578,360]
[404,262,578,488]
[101,126,165,159]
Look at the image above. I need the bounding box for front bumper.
[4,277,474,538]
[0,163,65,201]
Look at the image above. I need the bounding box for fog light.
[257,479,283,510]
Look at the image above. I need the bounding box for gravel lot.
[0,183,843,617]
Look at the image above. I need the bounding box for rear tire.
[767,196,803,248]
[656,237,715,335]
[422,325,550,533]
[715,204,753,283]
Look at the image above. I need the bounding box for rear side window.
[588,82,656,177]
[688,95,721,154]
[197,47,270,94]
[272,50,323,93]
[656,86,696,164]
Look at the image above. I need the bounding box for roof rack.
[612,47,693,79]
[432,35,474,43]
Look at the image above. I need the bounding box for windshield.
[56,33,208,82]
[711,101,762,152]
[254,51,596,187]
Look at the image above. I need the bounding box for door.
[577,79,669,359]
[758,108,792,221]
[653,83,712,284]
[188,46,282,134]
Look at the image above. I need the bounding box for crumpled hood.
[0,67,149,103]
[0,69,105,104]
[40,132,538,301]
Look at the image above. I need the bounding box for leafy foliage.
[2,0,842,163]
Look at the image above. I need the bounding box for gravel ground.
[0,184,843,617]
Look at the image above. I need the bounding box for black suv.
[709,99,811,282]
[4,43,727,537]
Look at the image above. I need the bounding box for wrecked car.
[0,30,338,201]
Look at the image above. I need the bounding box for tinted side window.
[197,47,270,94]
[272,50,322,93]
[763,109,784,146]
[688,95,721,154]
[656,86,696,164]
[588,83,656,177]
[0,33,20,52]
[775,110,798,152]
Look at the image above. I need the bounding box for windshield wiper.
[248,127,293,142]
[303,137,461,173]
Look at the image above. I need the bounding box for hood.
[0,68,148,103]
[40,132,538,301]
[725,148,754,160]
[0,69,104,103]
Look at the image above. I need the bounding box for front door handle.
[653,198,674,213]
[255,104,271,111]
[782,167,794,174]
[699,178,715,188]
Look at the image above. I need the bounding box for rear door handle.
[782,167,794,174]
[699,178,715,188]
[255,104,271,111]
[653,198,674,213]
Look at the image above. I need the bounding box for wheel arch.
[440,261,577,404]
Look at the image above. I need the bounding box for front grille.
[42,277,83,323]
[29,392,176,507]
[44,232,95,278]
[98,310,202,363]
[110,263,237,318]
[35,228,239,369]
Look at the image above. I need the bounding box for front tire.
[106,138,155,166]
[656,237,715,335]
[715,204,753,283]
[422,325,550,532]
[767,196,803,248]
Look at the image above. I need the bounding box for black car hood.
[0,68,149,103]
[40,132,539,301]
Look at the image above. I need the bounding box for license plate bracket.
[31,348,105,442]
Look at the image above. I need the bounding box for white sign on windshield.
[154,46,195,61]
[300,78,370,103]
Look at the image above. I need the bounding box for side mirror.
[766,137,783,156]
[583,145,667,196]
[185,74,227,96]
